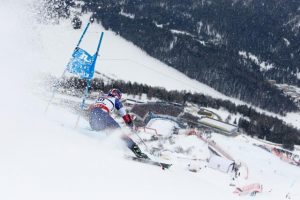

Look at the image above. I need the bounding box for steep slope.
[67,0,300,113]
[1,1,300,200]
[38,16,238,100]
[0,1,233,199]
[37,14,300,129]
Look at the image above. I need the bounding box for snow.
[283,112,300,128]
[37,13,300,128]
[239,51,275,71]
[119,9,135,19]
[196,39,207,45]
[286,15,300,33]
[239,51,247,57]
[147,118,178,137]
[259,61,275,71]
[201,107,241,123]
[170,29,195,37]
[0,2,233,199]
[212,134,300,198]
[1,1,300,200]
[153,21,164,28]
[283,38,290,46]
[38,15,252,105]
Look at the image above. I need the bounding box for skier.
[88,88,148,159]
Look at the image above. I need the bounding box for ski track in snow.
[0,1,299,200]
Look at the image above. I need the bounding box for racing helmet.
[108,88,122,99]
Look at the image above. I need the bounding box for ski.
[125,155,172,170]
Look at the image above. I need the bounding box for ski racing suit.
[88,95,148,159]
[89,95,132,131]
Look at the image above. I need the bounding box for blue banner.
[66,47,96,80]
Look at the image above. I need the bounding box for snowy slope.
[0,2,233,200]
[38,15,233,100]
[0,2,233,199]
[37,14,300,129]
[0,1,299,200]
[212,134,300,199]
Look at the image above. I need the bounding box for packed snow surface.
[0,1,299,200]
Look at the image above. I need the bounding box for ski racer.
[88,88,148,159]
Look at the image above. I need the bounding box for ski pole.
[132,130,151,152]
[131,130,168,169]
[74,79,91,128]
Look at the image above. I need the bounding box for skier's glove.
[123,114,134,129]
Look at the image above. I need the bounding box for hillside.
[1,1,300,200]
[36,8,300,145]
[43,0,300,113]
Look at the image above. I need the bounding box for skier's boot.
[132,144,149,159]
[122,135,149,159]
